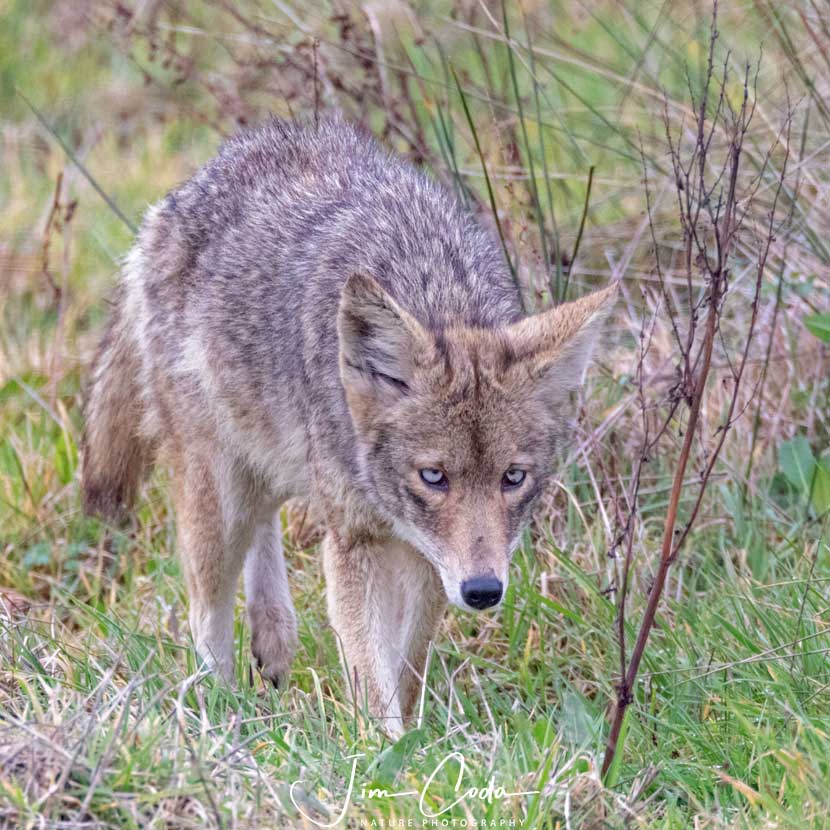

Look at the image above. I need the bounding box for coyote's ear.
[338,273,438,407]
[503,282,618,402]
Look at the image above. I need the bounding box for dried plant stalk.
[601,3,793,779]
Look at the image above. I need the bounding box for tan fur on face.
[338,276,618,608]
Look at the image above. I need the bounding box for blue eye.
[502,468,526,488]
[419,468,447,488]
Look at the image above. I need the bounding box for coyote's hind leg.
[174,451,254,681]
[245,514,298,687]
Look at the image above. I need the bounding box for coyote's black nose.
[461,577,503,610]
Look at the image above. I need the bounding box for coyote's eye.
[502,468,526,489]
[419,468,448,488]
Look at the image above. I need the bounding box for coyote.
[83,117,616,734]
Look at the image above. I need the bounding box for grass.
[1,0,829,827]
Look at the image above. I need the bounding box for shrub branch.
[601,2,793,780]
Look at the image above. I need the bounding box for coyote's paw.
[249,604,298,688]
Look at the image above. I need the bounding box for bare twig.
[601,1,793,779]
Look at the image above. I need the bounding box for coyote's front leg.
[322,526,446,736]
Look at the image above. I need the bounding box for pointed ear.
[338,272,438,405]
[503,282,618,400]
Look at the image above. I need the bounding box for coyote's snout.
[82,116,616,735]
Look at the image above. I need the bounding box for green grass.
[1,1,830,827]
[2,442,828,827]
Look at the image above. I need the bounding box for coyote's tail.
[81,278,155,522]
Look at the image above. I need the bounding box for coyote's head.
[338,273,617,611]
